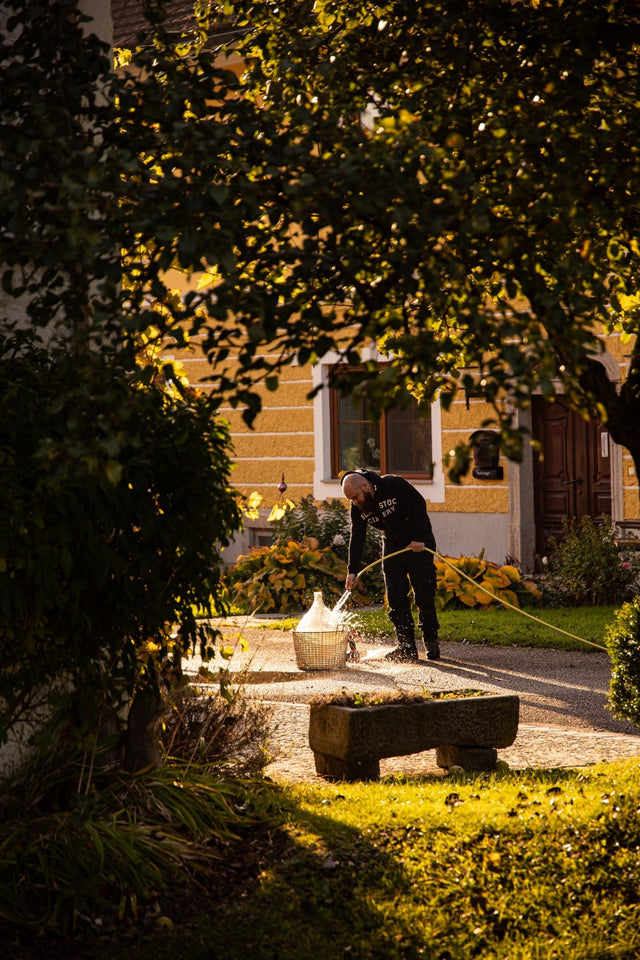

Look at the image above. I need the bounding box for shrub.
[222,537,371,613]
[0,338,242,772]
[607,596,640,728]
[537,516,640,606]
[224,542,542,615]
[272,495,352,559]
[272,495,385,600]
[160,681,273,778]
[0,763,259,934]
[435,555,542,611]
[0,676,274,934]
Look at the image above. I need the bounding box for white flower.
[332,533,346,546]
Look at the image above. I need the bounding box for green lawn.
[74,760,640,960]
[269,604,616,653]
[437,605,613,652]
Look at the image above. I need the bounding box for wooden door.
[532,397,612,556]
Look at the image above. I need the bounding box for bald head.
[342,473,374,512]
[341,473,366,497]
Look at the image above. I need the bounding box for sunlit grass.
[336,605,616,652]
[210,598,616,653]
[113,759,640,960]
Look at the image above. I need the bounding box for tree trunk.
[124,688,163,773]
[579,351,640,495]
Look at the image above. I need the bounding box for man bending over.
[342,469,440,662]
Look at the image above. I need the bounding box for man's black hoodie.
[346,470,436,575]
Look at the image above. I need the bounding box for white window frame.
[312,347,445,502]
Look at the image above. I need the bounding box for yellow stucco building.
[170,327,639,572]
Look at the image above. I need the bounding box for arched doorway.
[532,396,612,556]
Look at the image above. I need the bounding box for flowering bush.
[271,495,385,600]
[537,516,640,607]
[271,495,350,555]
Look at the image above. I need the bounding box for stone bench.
[308,693,520,781]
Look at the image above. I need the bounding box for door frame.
[508,352,624,572]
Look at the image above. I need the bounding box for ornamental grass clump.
[0,679,275,936]
[160,681,273,778]
[0,761,260,935]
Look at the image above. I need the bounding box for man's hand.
[345,573,358,590]
[409,541,426,552]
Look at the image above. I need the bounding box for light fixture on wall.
[470,430,504,480]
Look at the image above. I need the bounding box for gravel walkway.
[184,620,640,783]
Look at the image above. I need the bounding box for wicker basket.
[292,628,349,671]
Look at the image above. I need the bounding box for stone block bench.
[308,693,519,781]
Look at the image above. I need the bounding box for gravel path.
[184,621,640,783]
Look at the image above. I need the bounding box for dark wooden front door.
[532,396,612,556]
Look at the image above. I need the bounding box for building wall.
[170,334,514,564]
[430,512,510,563]
[171,325,640,569]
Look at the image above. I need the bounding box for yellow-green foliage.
[222,537,369,614]
[224,545,542,614]
[435,556,542,610]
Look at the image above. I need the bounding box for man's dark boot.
[384,645,419,663]
[424,636,440,661]
[384,630,419,662]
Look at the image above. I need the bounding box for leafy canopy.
[7,0,638,479]
[221,0,640,475]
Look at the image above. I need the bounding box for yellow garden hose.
[345,545,608,652]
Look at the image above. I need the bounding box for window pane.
[386,405,432,476]
[337,395,381,472]
[361,423,381,471]
[331,372,433,479]
[339,422,361,471]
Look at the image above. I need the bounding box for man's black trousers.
[382,547,439,650]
